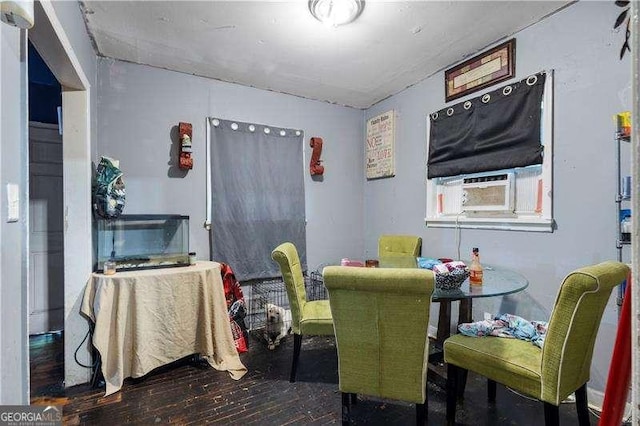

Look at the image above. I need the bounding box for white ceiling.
[81,1,572,109]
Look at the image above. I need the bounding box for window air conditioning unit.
[461,173,515,212]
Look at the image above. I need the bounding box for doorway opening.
[27,40,65,400]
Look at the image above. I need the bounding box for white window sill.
[425,216,554,232]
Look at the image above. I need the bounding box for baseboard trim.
[587,387,631,420]
[428,325,438,340]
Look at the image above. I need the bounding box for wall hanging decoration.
[428,71,546,179]
[92,156,125,219]
[366,110,395,180]
[309,137,325,176]
[445,38,515,102]
[179,122,193,170]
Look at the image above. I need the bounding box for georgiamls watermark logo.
[0,405,61,425]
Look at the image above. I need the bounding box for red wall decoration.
[179,122,193,170]
[309,137,324,176]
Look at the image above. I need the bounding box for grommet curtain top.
[210,118,302,138]
[428,71,546,179]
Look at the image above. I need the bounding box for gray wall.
[96,58,365,275]
[0,25,29,404]
[364,1,631,394]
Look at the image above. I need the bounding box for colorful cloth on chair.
[457,313,548,348]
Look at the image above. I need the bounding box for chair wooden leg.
[575,384,590,426]
[457,369,468,400]
[487,379,497,403]
[416,400,427,425]
[341,392,351,426]
[543,402,559,426]
[446,363,458,425]
[290,333,302,383]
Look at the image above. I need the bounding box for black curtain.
[428,72,546,179]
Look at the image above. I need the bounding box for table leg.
[429,299,474,392]
[458,299,473,324]
[437,301,452,342]
[456,298,473,398]
[428,301,451,365]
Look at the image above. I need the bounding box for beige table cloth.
[81,261,247,395]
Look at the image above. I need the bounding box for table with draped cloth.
[81,260,247,396]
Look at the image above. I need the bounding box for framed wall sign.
[366,110,395,179]
[445,38,516,102]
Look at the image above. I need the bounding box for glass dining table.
[314,256,529,389]
[377,256,529,343]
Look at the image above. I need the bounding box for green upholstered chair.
[378,234,422,257]
[271,242,334,382]
[444,261,629,426]
[323,265,435,425]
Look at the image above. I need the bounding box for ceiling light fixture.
[309,0,365,27]
[1,0,34,29]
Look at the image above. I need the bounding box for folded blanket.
[457,313,548,348]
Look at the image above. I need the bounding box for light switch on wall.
[7,183,19,222]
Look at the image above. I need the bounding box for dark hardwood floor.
[30,331,599,425]
[30,331,65,399]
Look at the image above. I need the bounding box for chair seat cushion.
[444,334,542,399]
[299,300,334,335]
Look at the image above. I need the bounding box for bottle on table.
[621,215,632,242]
[469,247,483,285]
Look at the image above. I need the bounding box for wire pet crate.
[307,271,327,301]
[247,272,327,331]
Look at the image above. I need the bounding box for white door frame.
[29,1,93,389]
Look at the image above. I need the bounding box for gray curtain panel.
[209,118,306,281]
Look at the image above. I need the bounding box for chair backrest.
[541,261,629,404]
[378,235,422,257]
[323,266,435,404]
[271,242,308,334]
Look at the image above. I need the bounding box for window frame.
[425,70,554,233]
